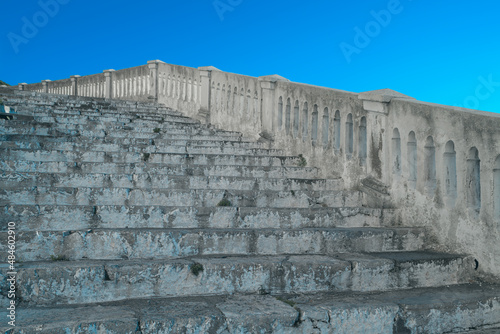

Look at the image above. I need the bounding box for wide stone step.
[0,186,361,207]
[0,172,342,192]
[1,95,185,117]
[0,227,426,262]
[2,284,499,333]
[0,148,300,167]
[1,131,251,143]
[0,160,320,178]
[0,252,474,306]
[0,122,245,140]
[0,135,270,151]
[1,117,206,134]
[2,206,393,231]
[0,138,285,156]
[3,111,199,127]
[0,133,267,149]
[33,112,200,125]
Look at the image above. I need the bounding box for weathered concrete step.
[1,285,498,333]
[0,227,426,262]
[0,172,342,192]
[3,111,200,127]
[33,112,200,125]
[0,133,266,149]
[0,186,361,208]
[0,160,320,179]
[0,148,300,167]
[1,130,251,142]
[0,252,474,306]
[0,138,286,156]
[0,122,245,139]
[290,284,500,334]
[1,117,207,135]
[0,94,184,116]
[2,205,393,231]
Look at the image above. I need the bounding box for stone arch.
[424,136,436,192]
[302,102,308,142]
[285,98,291,135]
[392,128,401,176]
[407,131,417,187]
[240,88,245,116]
[311,104,319,146]
[444,140,457,205]
[293,100,300,138]
[494,155,500,221]
[226,85,232,111]
[278,96,283,130]
[345,113,353,157]
[334,110,341,152]
[467,147,481,212]
[358,117,367,165]
[322,107,329,147]
[246,89,252,117]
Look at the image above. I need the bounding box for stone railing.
[19,60,500,278]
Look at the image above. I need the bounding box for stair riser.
[0,127,244,140]
[0,161,320,178]
[2,120,206,134]
[2,206,390,231]
[0,173,342,192]
[1,150,298,167]
[0,188,361,208]
[0,134,266,149]
[34,114,199,125]
[0,229,425,262]
[0,141,285,156]
[0,256,473,305]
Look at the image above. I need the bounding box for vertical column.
[358,91,393,183]
[147,60,164,102]
[18,83,27,91]
[42,80,51,93]
[197,66,220,123]
[103,70,115,99]
[258,75,290,140]
[258,78,277,137]
[70,75,80,96]
[198,68,212,120]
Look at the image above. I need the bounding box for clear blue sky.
[1,0,500,112]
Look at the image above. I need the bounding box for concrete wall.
[20,60,500,278]
[385,98,500,278]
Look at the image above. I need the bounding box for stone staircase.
[0,90,499,333]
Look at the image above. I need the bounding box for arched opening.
[407,132,417,188]
[424,136,436,193]
[358,117,367,165]
[293,100,300,138]
[322,107,329,147]
[345,113,353,157]
[444,140,457,206]
[302,102,308,142]
[494,156,500,221]
[334,110,341,153]
[285,98,291,135]
[277,97,283,130]
[311,104,319,146]
[392,128,401,176]
[467,147,481,212]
